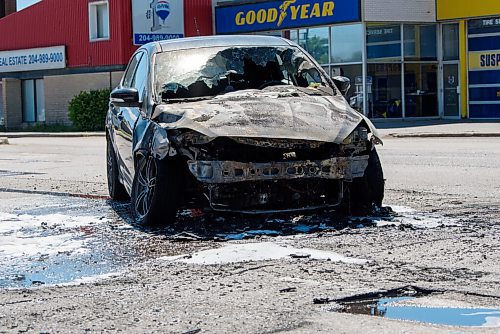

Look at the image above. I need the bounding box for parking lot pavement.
[0,136,499,333]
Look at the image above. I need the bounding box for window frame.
[130,52,149,102]
[21,78,45,123]
[121,50,150,105]
[121,52,143,88]
[442,23,460,62]
[88,0,110,42]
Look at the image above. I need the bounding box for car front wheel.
[131,154,180,226]
[348,148,385,215]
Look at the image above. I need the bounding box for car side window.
[122,53,142,88]
[131,53,148,101]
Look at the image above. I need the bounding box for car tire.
[348,148,384,215]
[131,154,181,226]
[106,137,129,200]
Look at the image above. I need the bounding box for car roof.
[155,35,295,53]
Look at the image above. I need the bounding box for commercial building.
[437,0,500,118]
[0,0,212,129]
[213,0,500,119]
[1,0,499,129]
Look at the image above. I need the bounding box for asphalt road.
[0,136,499,333]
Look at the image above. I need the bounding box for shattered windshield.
[154,46,332,101]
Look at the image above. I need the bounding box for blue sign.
[132,0,184,46]
[155,0,171,22]
[215,0,361,34]
[468,18,500,118]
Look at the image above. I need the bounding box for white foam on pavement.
[0,212,108,259]
[163,242,368,265]
[373,205,461,229]
[55,271,125,287]
[482,316,500,327]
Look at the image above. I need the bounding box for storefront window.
[331,65,363,113]
[22,79,45,123]
[322,65,330,76]
[366,24,401,61]
[289,30,299,44]
[404,64,438,117]
[299,27,330,64]
[367,64,402,118]
[330,24,363,63]
[404,25,437,61]
[442,24,459,61]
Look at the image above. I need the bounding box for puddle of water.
[332,287,500,328]
[162,242,368,265]
[0,196,130,288]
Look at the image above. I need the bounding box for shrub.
[68,89,111,131]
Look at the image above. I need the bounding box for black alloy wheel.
[133,155,157,221]
[106,137,129,200]
[131,154,181,226]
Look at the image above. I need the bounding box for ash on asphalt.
[162,204,459,241]
[0,192,461,288]
[328,286,500,327]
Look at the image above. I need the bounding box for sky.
[17,0,41,11]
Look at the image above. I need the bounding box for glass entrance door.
[443,64,460,118]
[404,63,439,117]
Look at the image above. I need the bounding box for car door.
[112,51,149,186]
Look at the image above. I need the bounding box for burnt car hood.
[152,89,379,144]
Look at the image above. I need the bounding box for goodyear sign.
[215,0,361,34]
[469,50,500,71]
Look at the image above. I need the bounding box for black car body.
[106,35,384,225]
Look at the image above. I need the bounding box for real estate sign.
[132,0,185,45]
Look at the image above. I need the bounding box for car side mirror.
[110,87,140,107]
[332,76,351,96]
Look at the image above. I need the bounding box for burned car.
[106,36,384,226]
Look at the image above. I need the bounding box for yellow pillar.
[459,20,468,118]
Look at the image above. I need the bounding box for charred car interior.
[106,36,384,226]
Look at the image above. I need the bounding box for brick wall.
[44,72,123,125]
[364,0,436,22]
[2,78,22,129]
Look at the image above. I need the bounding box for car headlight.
[342,127,368,145]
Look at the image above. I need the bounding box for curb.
[389,132,500,138]
[0,137,8,145]
[0,132,105,138]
